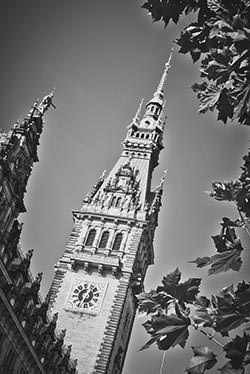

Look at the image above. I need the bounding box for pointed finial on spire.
[132,98,144,123]
[160,169,167,189]
[154,47,174,101]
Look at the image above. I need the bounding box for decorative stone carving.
[83,170,106,204]
[83,261,89,273]
[37,92,56,115]
[97,264,103,276]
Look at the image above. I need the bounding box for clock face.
[72,283,100,309]
[65,280,107,315]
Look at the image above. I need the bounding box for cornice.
[72,210,148,228]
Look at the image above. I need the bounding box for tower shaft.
[49,58,171,374]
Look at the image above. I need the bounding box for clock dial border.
[65,279,108,315]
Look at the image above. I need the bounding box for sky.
[1,1,250,373]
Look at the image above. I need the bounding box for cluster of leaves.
[142,0,250,125]
[189,147,250,276]
[138,269,250,373]
[190,218,244,275]
[139,1,250,373]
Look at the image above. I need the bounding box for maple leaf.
[186,346,217,374]
[208,249,242,274]
[157,268,201,305]
[193,296,216,328]
[224,333,250,369]
[140,314,190,351]
[233,77,250,126]
[189,256,211,268]
[191,221,244,275]
[137,290,172,315]
[221,217,242,228]
[212,234,228,252]
[192,82,221,112]
[202,60,232,84]
[217,88,234,123]
[142,0,205,29]
[235,282,250,316]
[209,181,243,202]
[214,283,250,336]
[190,248,243,275]
[192,82,234,123]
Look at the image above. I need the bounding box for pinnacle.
[154,47,174,101]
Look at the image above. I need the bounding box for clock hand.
[83,289,91,302]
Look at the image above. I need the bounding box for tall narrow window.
[85,229,96,246]
[111,196,116,207]
[116,197,122,208]
[112,233,123,252]
[99,231,109,249]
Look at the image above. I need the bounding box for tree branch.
[192,324,224,349]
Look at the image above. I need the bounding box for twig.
[160,351,166,374]
[192,324,224,349]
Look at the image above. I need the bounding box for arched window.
[136,133,139,138]
[111,196,116,207]
[116,197,122,208]
[85,229,96,246]
[145,134,150,139]
[112,233,123,251]
[141,133,145,139]
[99,231,109,248]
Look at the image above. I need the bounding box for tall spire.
[152,47,173,103]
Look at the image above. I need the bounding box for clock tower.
[49,53,172,374]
